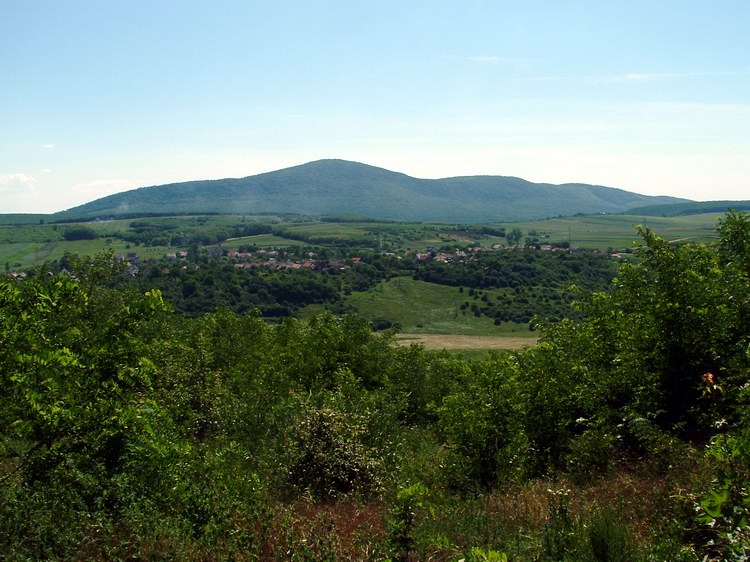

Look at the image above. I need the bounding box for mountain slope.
[626,200,750,217]
[56,159,689,222]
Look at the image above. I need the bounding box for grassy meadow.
[507,213,722,248]
[343,277,534,336]
[0,239,170,270]
[331,277,538,354]
[222,233,307,248]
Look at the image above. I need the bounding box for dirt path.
[395,333,538,351]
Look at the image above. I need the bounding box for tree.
[0,259,170,504]
[438,356,527,489]
[62,225,97,240]
[717,209,750,274]
[506,227,523,247]
[516,212,750,473]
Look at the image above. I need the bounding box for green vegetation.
[0,210,723,269]
[1,211,749,559]
[53,159,688,222]
[0,214,50,226]
[506,213,721,248]
[342,277,518,335]
[628,199,750,217]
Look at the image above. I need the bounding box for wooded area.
[1,211,749,560]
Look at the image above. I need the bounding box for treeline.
[270,226,378,248]
[457,285,577,325]
[1,211,749,559]
[139,264,340,317]
[417,250,617,324]
[115,220,274,246]
[414,250,615,291]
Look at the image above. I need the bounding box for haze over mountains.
[58,159,691,223]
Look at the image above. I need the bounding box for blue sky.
[2,1,749,213]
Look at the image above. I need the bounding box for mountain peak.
[57,160,690,222]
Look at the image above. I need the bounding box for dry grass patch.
[395,333,538,351]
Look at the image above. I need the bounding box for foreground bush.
[0,211,748,558]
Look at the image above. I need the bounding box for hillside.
[56,159,688,222]
[626,200,750,217]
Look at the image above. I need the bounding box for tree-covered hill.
[55,159,688,222]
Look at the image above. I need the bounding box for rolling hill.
[627,200,750,217]
[55,159,689,222]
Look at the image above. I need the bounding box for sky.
[2,1,749,213]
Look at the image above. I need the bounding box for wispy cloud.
[610,70,750,82]
[520,70,750,83]
[72,179,136,198]
[0,173,37,194]
[43,143,55,149]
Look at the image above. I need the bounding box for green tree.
[517,212,750,473]
[0,272,170,495]
[438,355,527,490]
[506,227,523,247]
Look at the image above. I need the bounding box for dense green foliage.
[127,249,615,323]
[1,212,749,559]
[62,226,97,241]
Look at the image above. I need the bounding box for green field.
[507,213,721,249]
[0,214,50,226]
[222,234,306,248]
[0,211,726,269]
[342,277,537,337]
[275,213,722,251]
[0,240,172,269]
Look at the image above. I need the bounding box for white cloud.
[524,70,750,84]
[72,179,136,198]
[43,143,55,149]
[0,173,37,194]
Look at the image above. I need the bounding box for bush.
[287,399,385,500]
[63,226,97,240]
[438,357,527,490]
[566,428,617,482]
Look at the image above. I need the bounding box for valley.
[0,210,725,353]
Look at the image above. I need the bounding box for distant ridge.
[627,200,750,217]
[56,159,690,223]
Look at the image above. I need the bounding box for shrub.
[438,357,527,491]
[63,226,97,240]
[287,399,385,500]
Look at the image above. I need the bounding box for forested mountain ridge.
[56,159,688,222]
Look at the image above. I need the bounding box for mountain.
[55,159,690,222]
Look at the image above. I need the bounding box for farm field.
[0,211,725,269]
[222,233,306,248]
[507,213,721,248]
[0,239,170,269]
